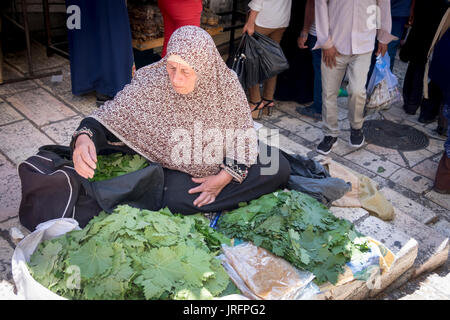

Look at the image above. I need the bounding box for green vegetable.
[217,190,370,285]
[89,153,149,182]
[28,205,232,300]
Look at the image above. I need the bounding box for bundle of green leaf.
[89,153,149,182]
[27,205,235,300]
[217,190,370,285]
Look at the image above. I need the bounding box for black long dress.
[65,0,134,98]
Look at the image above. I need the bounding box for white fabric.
[248,0,292,29]
[314,0,396,55]
[309,22,317,37]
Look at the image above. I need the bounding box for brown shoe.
[433,152,450,194]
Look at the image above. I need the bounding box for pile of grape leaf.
[217,190,370,285]
[89,153,149,182]
[27,205,236,300]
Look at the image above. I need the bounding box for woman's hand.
[188,170,233,208]
[73,134,97,179]
[243,21,255,36]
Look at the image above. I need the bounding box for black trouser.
[161,150,291,215]
[419,80,443,121]
[403,60,426,113]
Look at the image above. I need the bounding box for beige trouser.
[248,25,286,103]
[321,51,372,137]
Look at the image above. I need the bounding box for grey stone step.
[354,216,419,298]
[319,208,418,300]
[379,187,438,225]
[384,206,449,278]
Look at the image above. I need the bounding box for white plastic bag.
[11,218,80,300]
[365,53,403,115]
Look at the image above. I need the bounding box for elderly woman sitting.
[71,26,290,215]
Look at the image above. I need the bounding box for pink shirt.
[314,0,397,55]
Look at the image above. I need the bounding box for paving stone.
[3,42,67,75]
[273,116,323,144]
[259,132,311,156]
[380,109,405,123]
[365,144,407,167]
[426,137,446,155]
[0,99,23,126]
[0,120,53,164]
[0,236,14,282]
[259,106,285,121]
[379,187,438,224]
[41,116,84,146]
[430,219,450,240]
[34,64,72,97]
[411,159,438,181]
[390,168,434,194]
[0,154,21,221]
[0,65,39,96]
[383,208,449,278]
[0,280,19,300]
[58,91,97,116]
[401,149,434,167]
[0,217,31,241]
[6,88,77,127]
[331,138,355,156]
[424,190,450,212]
[354,216,419,297]
[344,149,402,178]
[329,207,370,224]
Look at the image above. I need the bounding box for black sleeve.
[221,157,250,184]
[70,117,132,156]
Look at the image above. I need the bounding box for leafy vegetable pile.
[28,205,234,300]
[217,190,369,285]
[89,153,149,182]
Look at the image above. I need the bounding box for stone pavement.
[0,41,449,299]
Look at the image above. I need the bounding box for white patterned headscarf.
[90,26,257,178]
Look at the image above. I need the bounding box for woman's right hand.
[73,134,97,179]
[243,21,255,36]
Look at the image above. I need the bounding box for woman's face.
[166,60,198,94]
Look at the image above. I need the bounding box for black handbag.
[18,145,164,231]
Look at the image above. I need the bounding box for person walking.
[314,0,395,155]
[243,0,292,119]
[65,0,134,107]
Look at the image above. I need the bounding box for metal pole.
[21,0,33,76]
[228,0,238,58]
[42,0,53,57]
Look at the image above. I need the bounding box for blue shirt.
[391,0,412,17]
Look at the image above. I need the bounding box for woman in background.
[243,0,292,119]
[66,0,134,107]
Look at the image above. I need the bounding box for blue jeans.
[307,35,322,114]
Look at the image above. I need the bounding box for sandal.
[261,98,275,116]
[249,100,264,120]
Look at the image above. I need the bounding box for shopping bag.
[250,32,289,81]
[18,145,164,231]
[365,53,402,116]
[229,32,289,90]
